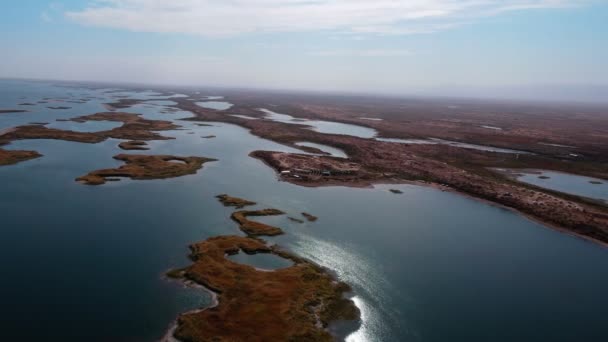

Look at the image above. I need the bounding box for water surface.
[509,169,608,202]
[261,108,377,138]
[1,80,608,342]
[196,101,233,110]
[46,120,123,132]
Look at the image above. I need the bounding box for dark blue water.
[1,80,608,342]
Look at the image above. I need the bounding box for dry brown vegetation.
[76,154,216,185]
[172,92,608,244]
[1,112,178,144]
[118,140,149,150]
[230,209,285,236]
[171,235,359,342]
[0,148,41,165]
[216,194,256,209]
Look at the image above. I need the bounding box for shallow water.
[261,108,378,138]
[511,169,608,202]
[1,80,608,342]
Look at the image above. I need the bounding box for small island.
[216,194,256,209]
[302,212,318,222]
[0,148,41,166]
[231,209,285,236]
[118,140,149,150]
[76,154,216,185]
[0,109,28,114]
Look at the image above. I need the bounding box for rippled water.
[1,80,608,342]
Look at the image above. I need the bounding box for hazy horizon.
[2,1,607,103]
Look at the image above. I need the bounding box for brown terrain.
[1,112,178,144]
[76,154,216,185]
[302,212,318,222]
[0,111,181,167]
[216,194,256,209]
[230,209,286,236]
[118,140,149,150]
[167,194,359,341]
[142,91,608,245]
[0,148,41,166]
[170,235,359,342]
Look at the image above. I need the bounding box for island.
[118,140,149,150]
[0,148,41,166]
[230,209,285,236]
[216,194,256,209]
[167,235,359,342]
[166,195,360,341]
[0,109,28,114]
[76,154,216,185]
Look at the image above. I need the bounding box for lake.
[507,169,608,203]
[1,80,608,342]
[261,108,378,138]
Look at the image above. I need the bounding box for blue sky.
[1,1,607,101]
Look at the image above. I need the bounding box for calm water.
[196,101,233,110]
[512,169,608,203]
[261,108,378,138]
[1,80,608,342]
[46,120,123,132]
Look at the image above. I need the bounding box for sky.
[1,1,607,102]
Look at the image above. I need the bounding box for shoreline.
[265,165,608,249]
[159,277,219,342]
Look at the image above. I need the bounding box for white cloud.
[65,0,588,37]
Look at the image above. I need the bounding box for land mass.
[0,148,41,166]
[167,194,359,341]
[0,109,28,114]
[231,209,285,236]
[216,194,257,209]
[76,154,216,185]
[157,92,608,245]
[169,235,359,342]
